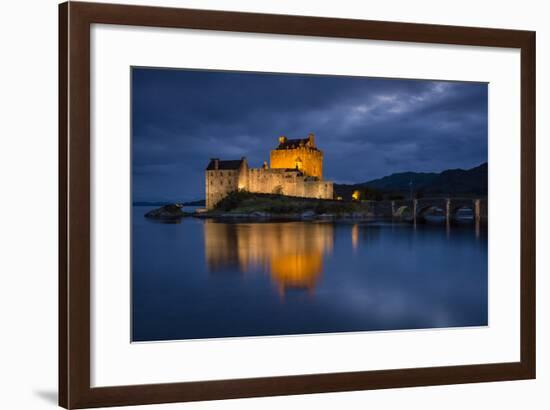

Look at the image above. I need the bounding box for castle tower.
[205,157,248,210]
[269,133,323,179]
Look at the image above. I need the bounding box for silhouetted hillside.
[424,163,487,196]
[334,163,487,200]
[361,172,439,192]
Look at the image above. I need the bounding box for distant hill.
[181,199,206,207]
[334,163,487,200]
[423,163,487,196]
[361,171,439,192]
[133,199,206,207]
[133,201,171,207]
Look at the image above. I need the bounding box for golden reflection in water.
[351,224,359,252]
[204,220,333,295]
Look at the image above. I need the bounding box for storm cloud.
[132,68,487,202]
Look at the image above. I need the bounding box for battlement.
[276,133,317,150]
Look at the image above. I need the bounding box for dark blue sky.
[132,68,487,202]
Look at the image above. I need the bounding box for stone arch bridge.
[366,197,488,223]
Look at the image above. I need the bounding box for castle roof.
[206,158,245,170]
[276,134,318,150]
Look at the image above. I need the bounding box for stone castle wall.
[205,169,240,210]
[302,179,333,199]
[247,168,299,196]
[206,166,333,210]
[269,147,323,179]
[247,168,333,199]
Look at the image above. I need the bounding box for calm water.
[132,206,488,342]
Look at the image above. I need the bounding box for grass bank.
[210,190,370,216]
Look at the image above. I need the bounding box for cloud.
[131,68,487,201]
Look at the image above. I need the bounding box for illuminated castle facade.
[205,133,334,210]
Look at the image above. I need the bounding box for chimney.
[307,133,315,146]
[278,135,287,145]
[211,158,219,170]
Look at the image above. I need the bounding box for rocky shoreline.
[144,203,377,222]
[195,210,375,220]
[144,203,193,219]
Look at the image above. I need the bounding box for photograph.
[1,0,542,409]
[131,68,489,342]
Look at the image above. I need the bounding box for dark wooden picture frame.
[59,1,536,408]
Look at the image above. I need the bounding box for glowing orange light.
[351,224,359,251]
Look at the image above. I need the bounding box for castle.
[205,133,334,210]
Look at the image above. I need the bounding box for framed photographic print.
[59,1,536,408]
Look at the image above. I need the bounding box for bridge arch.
[451,204,474,214]
[388,198,484,223]
[394,205,413,218]
[417,205,444,217]
[450,204,475,223]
